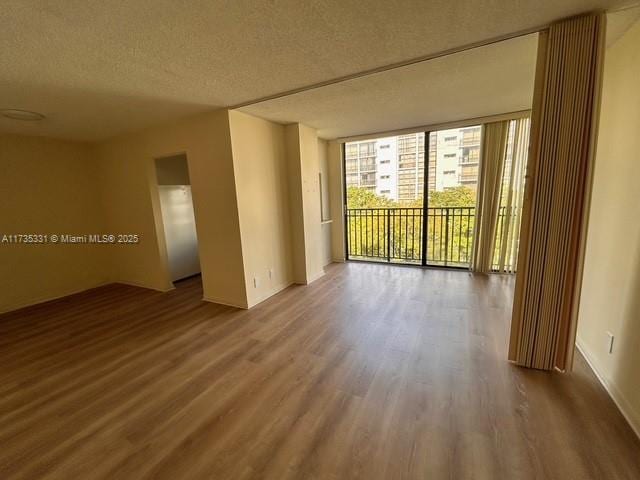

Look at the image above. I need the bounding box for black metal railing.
[346,206,519,268]
[346,206,482,267]
[346,208,424,263]
[425,207,476,266]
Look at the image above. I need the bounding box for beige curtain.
[509,14,605,371]
[470,121,509,273]
[494,117,531,274]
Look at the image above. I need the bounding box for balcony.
[461,137,481,147]
[398,162,417,169]
[346,206,513,268]
[459,156,479,165]
[459,175,477,184]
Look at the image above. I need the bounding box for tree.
[428,186,476,208]
[345,185,478,264]
[346,186,394,208]
[346,185,476,209]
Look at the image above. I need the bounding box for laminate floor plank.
[1,263,639,479]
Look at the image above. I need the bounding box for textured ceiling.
[0,0,637,141]
[241,34,538,139]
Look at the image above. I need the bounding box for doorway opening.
[154,154,201,285]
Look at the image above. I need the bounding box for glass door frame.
[422,129,477,270]
[420,131,430,266]
[342,130,472,270]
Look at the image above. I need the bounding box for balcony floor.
[1,262,639,479]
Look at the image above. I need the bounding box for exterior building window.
[345,132,427,203]
[461,127,481,146]
[361,172,376,185]
[345,159,358,173]
[461,147,480,164]
[398,185,415,199]
[460,164,479,183]
[359,142,376,156]
[360,159,376,171]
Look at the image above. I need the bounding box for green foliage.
[345,185,478,265]
[428,186,476,208]
[346,186,394,208]
[346,185,477,209]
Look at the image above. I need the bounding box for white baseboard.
[202,295,248,309]
[246,281,294,309]
[576,338,640,439]
[305,269,326,285]
[114,280,174,292]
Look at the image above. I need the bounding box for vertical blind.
[493,118,531,274]
[471,120,510,273]
[472,117,531,274]
[509,14,605,371]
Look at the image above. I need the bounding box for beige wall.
[298,124,325,281]
[318,139,332,266]
[2,113,339,313]
[284,124,308,283]
[284,124,326,283]
[229,110,293,307]
[96,110,248,307]
[0,134,108,312]
[155,154,191,185]
[577,19,640,436]
[327,141,346,262]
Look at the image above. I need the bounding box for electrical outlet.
[253,276,259,289]
[606,331,615,354]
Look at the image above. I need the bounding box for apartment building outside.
[345,126,481,202]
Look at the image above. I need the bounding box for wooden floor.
[1,263,639,480]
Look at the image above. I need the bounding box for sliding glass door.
[343,120,529,270]
[424,126,481,267]
[344,134,425,264]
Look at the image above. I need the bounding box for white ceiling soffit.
[0,0,636,142]
[241,34,539,140]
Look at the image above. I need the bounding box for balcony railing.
[460,157,479,165]
[459,175,478,183]
[461,137,481,147]
[345,206,513,268]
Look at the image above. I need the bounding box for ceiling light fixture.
[1,109,46,121]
